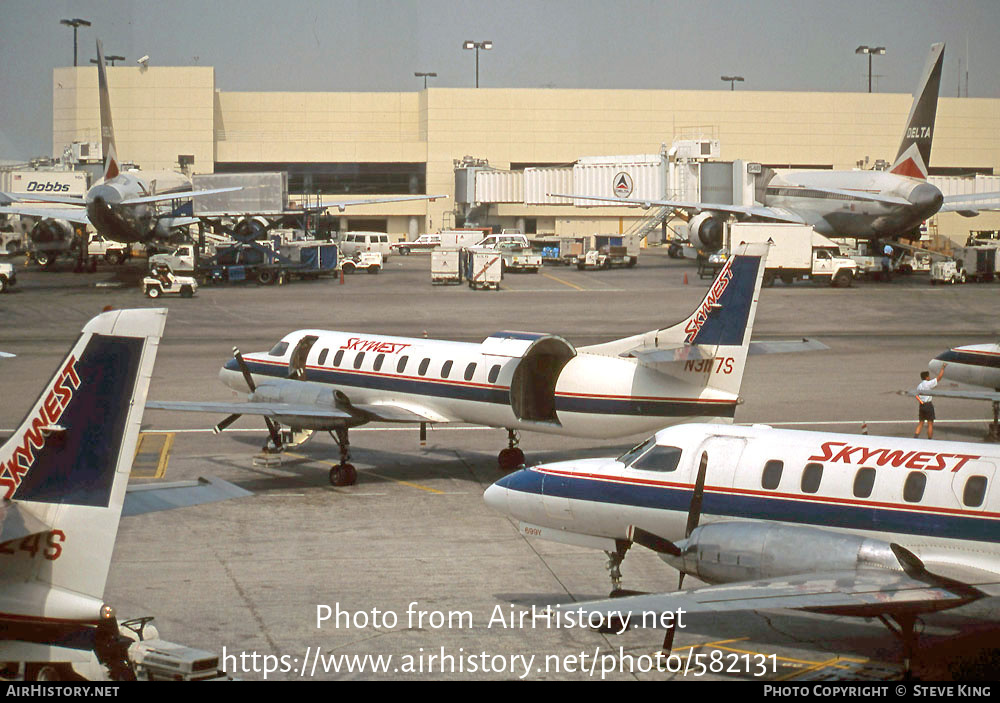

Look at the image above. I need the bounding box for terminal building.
[50,63,1000,243]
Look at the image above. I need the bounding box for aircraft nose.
[910,183,943,213]
[483,482,508,514]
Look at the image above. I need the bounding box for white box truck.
[712,223,857,287]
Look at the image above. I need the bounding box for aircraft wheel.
[330,463,357,486]
[498,447,525,472]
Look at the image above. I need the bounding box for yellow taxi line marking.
[132,432,174,479]
[283,452,444,494]
[712,644,840,666]
[541,272,586,291]
[772,655,869,681]
[672,636,749,653]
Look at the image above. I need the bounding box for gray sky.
[2,0,998,160]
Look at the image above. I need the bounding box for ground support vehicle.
[340,251,383,274]
[930,259,967,285]
[143,266,198,298]
[954,243,1000,282]
[150,238,339,285]
[0,262,16,293]
[576,246,638,270]
[0,231,25,256]
[464,250,502,290]
[700,223,856,287]
[392,233,441,255]
[431,248,462,284]
[87,235,131,265]
[531,236,584,265]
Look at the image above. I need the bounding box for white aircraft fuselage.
[222,330,741,440]
[930,343,1000,391]
[486,422,1000,567]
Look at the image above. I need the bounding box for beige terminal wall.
[52,66,1000,240]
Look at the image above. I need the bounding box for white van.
[339,231,392,259]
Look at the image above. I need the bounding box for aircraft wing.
[624,338,828,363]
[122,476,252,516]
[0,204,91,225]
[146,399,355,419]
[1,192,85,206]
[314,194,449,212]
[547,192,807,224]
[121,186,243,206]
[906,388,1000,403]
[349,402,451,423]
[553,568,997,621]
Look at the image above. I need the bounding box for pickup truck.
[391,233,440,255]
[88,235,131,265]
[469,234,541,273]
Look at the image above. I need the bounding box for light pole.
[60,18,92,67]
[414,72,437,89]
[91,55,125,66]
[855,45,885,93]
[721,75,744,91]
[462,40,493,88]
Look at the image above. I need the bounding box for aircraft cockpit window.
[488,364,501,384]
[353,353,365,370]
[801,463,823,494]
[397,356,409,373]
[441,360,453,378]
[630,445,682,472]
[963,475,988,508]
[269,341,289,356]
[465,363,477,381]
[853,468,876,498]
[903,471,927,503]
[317,349,329,366]
[333,350,344,367]
[418,358,430,376]
[373,354,385,371]
[761,460,783,490]
[617,437,656,465]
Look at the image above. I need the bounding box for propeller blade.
[213,413,242,434]
[232,346,257,392]
[628,526,681,557]
[264,417,283,449]
[685,451,709,539]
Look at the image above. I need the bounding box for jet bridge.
[480,332,577,425]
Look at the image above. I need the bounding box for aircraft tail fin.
[0,308,166,603]
[889,43,945,180]
[581,242,768,397]
[96,40,120,181]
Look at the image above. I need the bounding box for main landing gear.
[497,429,525,472]
[328,427,357,487]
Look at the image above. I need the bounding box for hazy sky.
[2,0,998,160]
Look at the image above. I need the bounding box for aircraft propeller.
[213,347,283,450]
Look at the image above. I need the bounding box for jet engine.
[29,219,77,266]
[687,212,726,251]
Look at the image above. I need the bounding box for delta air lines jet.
[147,243,818,486]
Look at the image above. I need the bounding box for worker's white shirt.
[916,378,938,404]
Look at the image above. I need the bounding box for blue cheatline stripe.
[236,359,736,419]
[936,350,1000,370]
[496,469,1000,544]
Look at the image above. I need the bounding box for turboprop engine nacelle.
[687,212,726,251]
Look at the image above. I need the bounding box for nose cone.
[483,481,508,515]
[909,183,944,214]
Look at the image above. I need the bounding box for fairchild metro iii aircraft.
[147,242,820,486]
[484,423,1000,675]
[0,308,249,681]
[555,43,1000,251]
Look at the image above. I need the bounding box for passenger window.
[373,354,385,371]
[853,468,876,498]
[353,353,365,370]
[397,356,408,373]
[465,362,477,381]
[903,472,927,503]
[441,360,453,378]
[630,445,682,472]
[269,341,289,356]
[317,349,328,366]
[333,349,344,367]
[418,358,430,376]
[800,463,823,494]
[963,476,988,508]
[488,364,501,383]
[761,460,783,490]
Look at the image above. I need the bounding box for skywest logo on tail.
[0,356,81,499]
[684,258,734,343]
